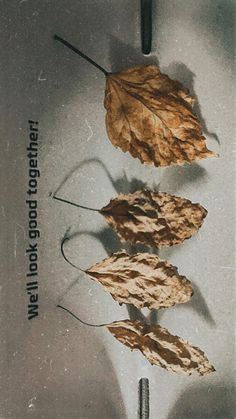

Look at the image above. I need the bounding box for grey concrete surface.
[0,1,235,418]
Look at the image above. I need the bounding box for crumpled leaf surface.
[104,65,217,167]
[101,190,207,247]
[107,320,215,375]
[86,251,193,310]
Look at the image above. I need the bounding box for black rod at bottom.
[139,377,150,419]
[141,0,152,54]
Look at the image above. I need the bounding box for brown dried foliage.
[104,65,217,167]
[86,251,193,310]
[107,320,215,375]
[101,190,207,247]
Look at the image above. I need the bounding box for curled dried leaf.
[101,190,207,247]
[107,320,215,375]
[104,65,217,167]
[86,251,193,310]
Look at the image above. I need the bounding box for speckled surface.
[1,1,235,418]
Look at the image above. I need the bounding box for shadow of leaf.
[194,2,235,66]
[188,281,216,326]
[52,157,151,199]
[168,383,235,419]
[57,275,82,304]
[108,34,159,73]
[153,278,215,327]
[62,227,123,258]
[126,304,148,324]
[160,163,208,195]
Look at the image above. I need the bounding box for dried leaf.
[101,190,207,247]
[107,320,215,375]
[86,251,193,310]
[104,65,217,167]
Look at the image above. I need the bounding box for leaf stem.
[53,194,100,212]
[57,304,107,327]
[54,34,109,76]
[61,236,85,272]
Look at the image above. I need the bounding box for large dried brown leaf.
[104,65,217,167]
[101,190,207,247]
[86,251,193,310]
[107,320,215,375]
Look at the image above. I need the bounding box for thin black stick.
[139,378,150,419]
[141,0,152,55]
[57,304,107,327]
[54,34,109,76]
[61,236,85,272]
[53,194,100,212]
